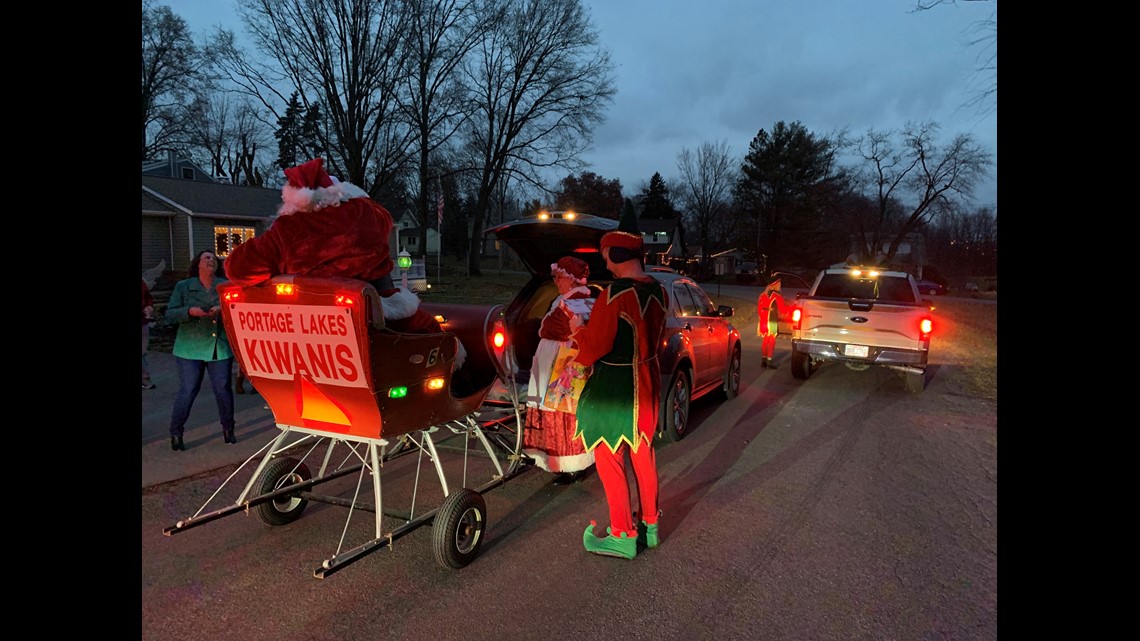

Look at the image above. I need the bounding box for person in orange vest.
[757,276,784,369]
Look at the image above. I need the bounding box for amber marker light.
[434,314,446,324]
[427,377,445,390]
[334,294,357,307]
[275,283,296,296]
[564,211,576,220]
[222,289,242,302]
[538,211,550,220]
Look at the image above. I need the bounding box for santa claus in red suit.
[225,158,463,367]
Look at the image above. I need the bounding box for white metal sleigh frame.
[162,275,530,577]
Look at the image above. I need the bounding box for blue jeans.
[170,356,235,437]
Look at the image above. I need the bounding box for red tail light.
[222,289,242,303]
[492,318,507,353]
[791,306,802,330]
[919,316,933,340]
[334,293,357,307]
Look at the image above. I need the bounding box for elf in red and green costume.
[569,230,669,559]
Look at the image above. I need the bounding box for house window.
[214,226,256,257]
[181,167,194,180]
[407,236,418,248]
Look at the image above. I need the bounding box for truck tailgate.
[798,299,925,351]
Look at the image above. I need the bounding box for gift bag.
[542,344,588,413]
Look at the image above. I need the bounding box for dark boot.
[171,435,184,451]
[223,428,237,444]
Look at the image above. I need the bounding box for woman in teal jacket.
[164,250,235,451]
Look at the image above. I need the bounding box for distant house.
[392,209,440,257]
[142,153,280,279]
[639,218,685,266]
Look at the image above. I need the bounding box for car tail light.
[919,316,933,340]
[791,306,802,330]
[491,318,507,353]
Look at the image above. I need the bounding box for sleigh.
[162,275,530,577]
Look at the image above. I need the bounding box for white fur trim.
[522,449,595,473]
[277,181,370,217]
[453,339,467,371]
[379,287,420,321]
[551,262,587,284]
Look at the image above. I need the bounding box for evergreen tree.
[639,173,680,219]
[619,198,638,232]
[274,92,304,170]
[735,121,844,271]
[275,92,325,170]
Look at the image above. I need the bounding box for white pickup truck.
[789,266,934,392]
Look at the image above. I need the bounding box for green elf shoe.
[582,521,637,559]
[637,521,659,549]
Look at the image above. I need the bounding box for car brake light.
[791,306,802,330]
[491,318,507,352]
[919,317,932,340]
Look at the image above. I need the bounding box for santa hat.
[277,158,368,217]
[551,256,589,284]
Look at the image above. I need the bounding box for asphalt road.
[141,299,997,641]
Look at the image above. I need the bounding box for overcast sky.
[163,0,997,209]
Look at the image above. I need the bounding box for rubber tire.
[255,458,311,526]
[720,344,741,400]
[432,488,487,569]
[905,368,925,393]
[791,350,813,380]
[662,369,692,442]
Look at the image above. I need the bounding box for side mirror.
[717,305,734,318]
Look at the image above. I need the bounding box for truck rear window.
[815,275,916,303]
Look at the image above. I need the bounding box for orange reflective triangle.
[298,375,351,425]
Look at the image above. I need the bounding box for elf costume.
[224,159,462,366]
[757,277,784,369]
[571,230,668,559]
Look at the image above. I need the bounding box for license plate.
[844,344,869,358]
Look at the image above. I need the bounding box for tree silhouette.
[734,121,846,271]
[639,173,680,220]
[141,0,205,161]
[554,171,623,218]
